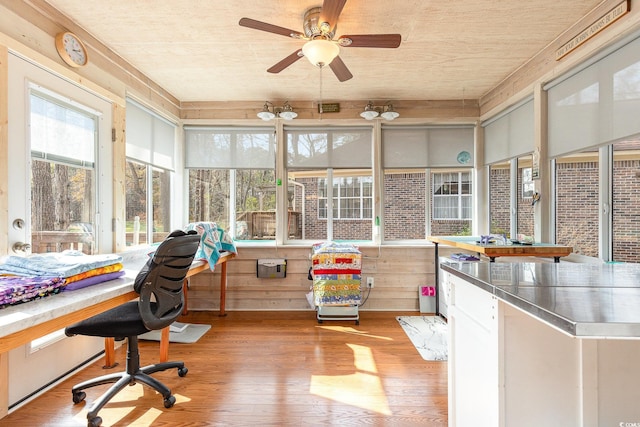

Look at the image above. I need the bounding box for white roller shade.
[547,35,640,158]
[185,127,275,169]
[286,126,372,168]
[126,99,176,170]
[483,98,534,165]
[382,126,474,168]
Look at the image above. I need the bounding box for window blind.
[125,99,176,170]
[482,97,534,165]
[382,126,474,168]
[547,35,640,158]
[286,126,372,168]
[184,126,275,169]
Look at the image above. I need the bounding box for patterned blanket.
[311,242,362,307]
[185,222,238,271]
[0,276,65,308]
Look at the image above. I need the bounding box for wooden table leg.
[219,261,228,316]
[103,338,118,368]
[159,326,170,363]
[182,277,189,315]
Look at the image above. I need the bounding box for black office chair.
[65,230,200,427]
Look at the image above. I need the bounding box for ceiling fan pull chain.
[319,66,323,118]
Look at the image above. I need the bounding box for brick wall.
[384,172,426,239]
[612,159,640,262]
[489,167,534,237]
[556,161,599,257]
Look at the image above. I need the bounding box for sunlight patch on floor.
[72,383,190,426]
[317,325,394,341]
[310,343,391,415]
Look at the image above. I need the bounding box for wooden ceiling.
[42,0,605,106]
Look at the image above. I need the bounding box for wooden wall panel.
[186,246,447,313]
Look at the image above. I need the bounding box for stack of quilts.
[0,250,125,308]
[0,276,65,308]
[311,242,362,307]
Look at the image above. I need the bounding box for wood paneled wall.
[186,245,460,312]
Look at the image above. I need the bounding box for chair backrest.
[135,231,201,330]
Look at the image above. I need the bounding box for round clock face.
[55,32,88,67]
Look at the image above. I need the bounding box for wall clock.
[55,32,88,68]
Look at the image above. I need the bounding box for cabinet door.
[448,275,501,427]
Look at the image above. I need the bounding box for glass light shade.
[279,111,297,120]
[257,110,276,121]
[302,39,340,67]
[381,110,400,120]
[360,110,379,120]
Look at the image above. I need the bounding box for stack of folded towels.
[0,250,124,308]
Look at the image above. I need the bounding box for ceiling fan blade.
[329,56,353,82]
[239,17,304,38]
[339,34,402,48]
[320,0,347,28]
[267,49,304,73]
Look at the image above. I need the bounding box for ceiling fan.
[239,0,401,82]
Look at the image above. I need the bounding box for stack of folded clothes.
[0,250,125,308]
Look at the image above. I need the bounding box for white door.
[7,53,113,255]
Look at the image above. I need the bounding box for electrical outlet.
[366,277,374,288]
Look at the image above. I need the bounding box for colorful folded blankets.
[0,250,122,278]
[0,251,126,306]
[311,242,362,307]
[184,222,238,271]
[0,276,65,308]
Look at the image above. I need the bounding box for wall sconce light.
[360,101,400,121]
[257,101,298,121]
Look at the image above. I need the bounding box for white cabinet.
[448,274,640,426]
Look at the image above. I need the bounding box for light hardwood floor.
[2,311,448,426]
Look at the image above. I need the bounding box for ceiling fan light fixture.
[302,39,339,67]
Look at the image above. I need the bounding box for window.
[612,138,640,263]
[286,126,372,241]
[318,176,373,220]
[522,167,534,198]
[382,126,474,239]
[432,172,472,220]
[29,90,97,254]
[125,99,176,246]
[185,127,277,240]
[555,149,599,257]
[489,161,510,236]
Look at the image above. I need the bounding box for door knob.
[12,242,31,253]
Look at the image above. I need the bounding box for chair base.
[71,337,187,427]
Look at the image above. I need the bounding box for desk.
[0,274,139,419]
[158,251,236,362]
[428,235,573,263]
[428,235,573,317]
[0,251,235,417]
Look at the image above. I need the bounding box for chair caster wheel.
[317,319,323,324]
[178,367,188,377]
[72,391,86,404]
[355,320,360,325]
[164,395,176,408]
[87,416,102,427]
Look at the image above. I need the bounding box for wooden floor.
[2,311,448,426]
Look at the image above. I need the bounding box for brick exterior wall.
[489,167,534,238]
[556,161,599,257]
[384,172,426,239]
[612,159,640,262]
